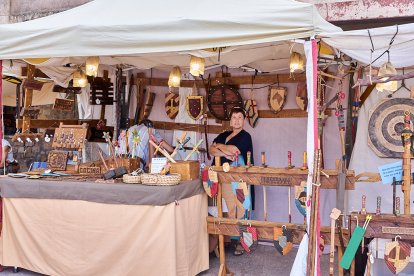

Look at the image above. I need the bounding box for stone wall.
[5,135,52,172]
[300,0,414,23]
[0,0,92,23]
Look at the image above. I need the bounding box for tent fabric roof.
[0,0,340,60]
[321,23,414,68]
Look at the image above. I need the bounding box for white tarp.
[0,0,340,60]
[321,23,414,68]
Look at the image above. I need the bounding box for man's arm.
[210,143,240,160]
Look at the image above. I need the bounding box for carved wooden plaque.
[53,99,74,112]
[47,150,68,171]
[23,79,44,91]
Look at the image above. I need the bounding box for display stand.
[207,165,355,276]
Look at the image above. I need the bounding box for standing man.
[127,119,174,171]
[209,106,254,256]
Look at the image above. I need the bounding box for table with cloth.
[0,176,208,276]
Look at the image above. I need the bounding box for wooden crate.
[107,158,140,173]
[170,160,200,181]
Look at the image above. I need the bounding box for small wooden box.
[170,160,200,181]
[107,158,140,173]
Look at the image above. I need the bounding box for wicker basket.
[140,173,181,186]
[122,174,142,184]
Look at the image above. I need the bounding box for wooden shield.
[384,240,411,274]
[142,92,155,120]
[244,99,259,128]
[186,96,203,120]
[268,87,287,114]
[208,85,243,121]
[296,82,308,111]
[165,93,179,119]
[368,98,414,158]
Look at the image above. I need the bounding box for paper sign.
[150,157,167,174]
[378,161,402,184]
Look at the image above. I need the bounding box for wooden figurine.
[401,110,413,214]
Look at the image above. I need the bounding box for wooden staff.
[329,208,341,276]
[401,110,413,214]
[307,149,322,276]
[263,186,267,221]
[288,186,291,223]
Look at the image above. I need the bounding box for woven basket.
[140,173,181,186]
[122,174,142,184]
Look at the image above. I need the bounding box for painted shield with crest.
[296,82,308,111]
[268,87,287,114]
[165,92,179,119]
[186,96,204,120]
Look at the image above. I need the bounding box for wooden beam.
[22,64,35,133]
[21,66,49,79]
[350,213,414,240]
[206,217,349,247]
[212,166,355,190]
[152,121,227,134]
[259,108,333,118]
[354,71,414,87]
[138,73,306,88]
[17,119,103,129]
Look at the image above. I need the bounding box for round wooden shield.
[295,82,308,111]
[208,85,243,121]
[368,98,414,158]
[268,87,287,113]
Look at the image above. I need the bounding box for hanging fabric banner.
[290,40,319,276]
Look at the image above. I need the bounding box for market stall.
[0,0,348,275]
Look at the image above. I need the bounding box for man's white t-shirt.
[2,139,14,162]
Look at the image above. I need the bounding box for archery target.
[368,98,414,158]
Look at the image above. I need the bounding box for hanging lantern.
[289,52,304,73]
[85,56,100,77]
[73,69,88,88]
[376,62,397,92]
[168,66,182,88]
[189,56,205,76]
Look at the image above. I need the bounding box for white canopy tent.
[321,23,414,68]
[0,0,340,60]
[0,1,343,276]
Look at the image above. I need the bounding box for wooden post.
[337,246,344,276]
[22,64,35,133]
[217,176,227,276]
[307,149,322,276]
[401,110,413,214]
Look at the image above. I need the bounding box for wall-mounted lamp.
[168,66,182,88]
[85,56,100,77]
[73,69,88,88]
[376,62,397,92]
[189,56,205,76]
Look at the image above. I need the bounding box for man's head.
[229,106,246,130]
[140,119,154,129]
